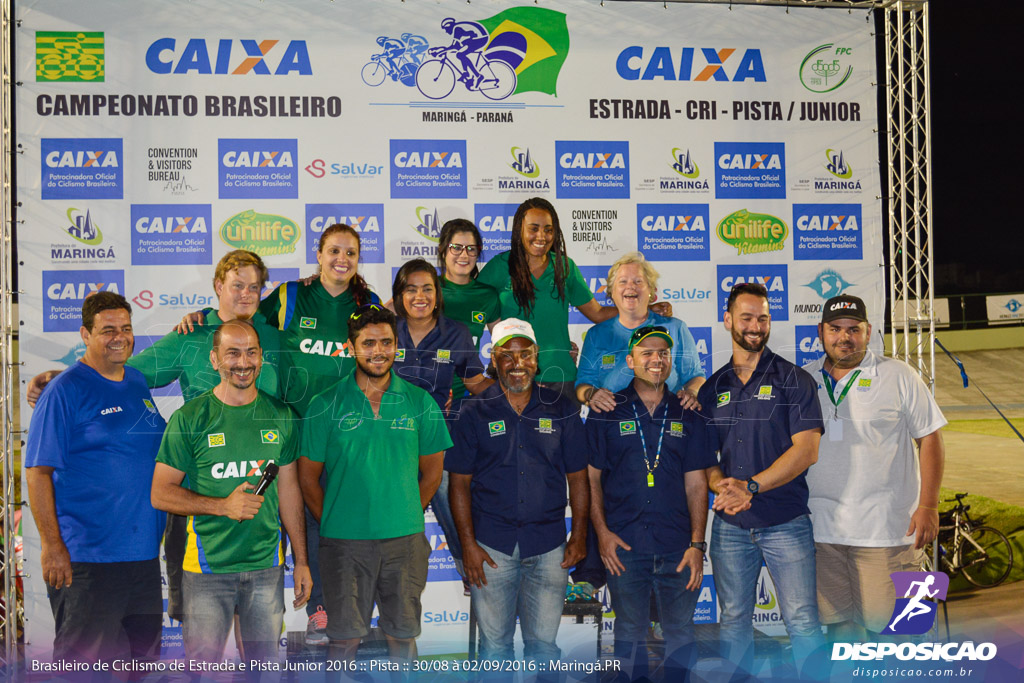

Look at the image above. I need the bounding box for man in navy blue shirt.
[25,292,167,664]
[588,325,716,680]
[698,283,825,676]
[447,319,589,665]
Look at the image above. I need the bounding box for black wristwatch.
[746,478,760,496]
[689,541,707,552]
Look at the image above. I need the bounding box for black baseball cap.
[822,295,868,323]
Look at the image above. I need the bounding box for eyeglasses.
[448,243,479,257]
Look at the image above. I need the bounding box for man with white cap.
[805,294,945,641]
[446,319,589,665]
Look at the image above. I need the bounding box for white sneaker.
[305,605,328,646]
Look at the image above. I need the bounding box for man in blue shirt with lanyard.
[25,292,167,664]
[587,325,716,680]
[698,283,826,676]
[447,319,589,665]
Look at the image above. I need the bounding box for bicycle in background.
[922,492,1014,588]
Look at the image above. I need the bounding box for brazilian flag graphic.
[478,7,569,96]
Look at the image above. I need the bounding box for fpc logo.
[881,571,949,635]
[717,264,788,321]
[43,269,124,332]
[219,139,298,199]
[131,204,212,265]
[555,141,629,199]
[637,203,710,261]
[145,38,312,76]
[390,140,467,199]
[474,203,517,258]
[799,43,854,93]
[569,265,614,324]
[305,204,385,264]
[36,31,104,82]
[714,142,785,200]
[793,203,862,260]
[42,138,123,200]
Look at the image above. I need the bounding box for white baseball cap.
[491,318,537,347]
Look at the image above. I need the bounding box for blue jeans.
[607,551,698,680]
[710,515,824,674]
[470,542,567,663]
[432,469,463,561]
[182,566,284,665]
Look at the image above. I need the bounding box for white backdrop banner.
[16,0,882,662]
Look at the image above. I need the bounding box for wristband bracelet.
[918,505,938,510]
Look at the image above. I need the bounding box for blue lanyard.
[632,403,666,488]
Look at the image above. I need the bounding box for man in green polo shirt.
[298,303,452,667]
[151,319,311,665]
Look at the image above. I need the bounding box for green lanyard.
[632,403,666,488]
[821,368,860,418]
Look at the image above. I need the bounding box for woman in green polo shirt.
[475,197,616,401]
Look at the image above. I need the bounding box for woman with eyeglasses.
[575,252,705,413]
[475,197,621,402]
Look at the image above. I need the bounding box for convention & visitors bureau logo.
[43,269,124,332]
[36,31,104,82]
[218,139,297,199]
[475,203,516,257]
[792,203,862,260]
[799,43,854,93]
[219,209,299,256]
[390,140,467,199]
[305,204,385,264]
[637,203,710,262]
[555,141,629,200]
[362,7,568,100]
[569,265,614,324]
[145,38,311,75]
[716,209,787,256]
[717,264,788,321]
[714,142,785,200]
[41,138,122,200]
[616,46,766,82]
[131,204,212,266]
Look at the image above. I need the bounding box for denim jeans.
[432,469,463,561]
[710,514,824,673]
[606,551,698,680]
[305,468,328,617]
[470,542,567,663]
[182,566,284,665]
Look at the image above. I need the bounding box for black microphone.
[253,463,280,496]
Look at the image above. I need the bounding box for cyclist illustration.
[415,17,517,100]
[888,574,939,631]
[401,32,430,65]
[377,36,407,81]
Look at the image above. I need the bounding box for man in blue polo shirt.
[447,319,589,665]
[588,325,716,680]
[698,283,825,676]
[25,292,166,664]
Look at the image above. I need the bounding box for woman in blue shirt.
[575,252,705,412]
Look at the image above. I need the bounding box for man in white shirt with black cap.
[804,294,946,642]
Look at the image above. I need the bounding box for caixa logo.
[42,138,123,200]
[569,265,613,324]
[616,47,766,82]
[304,204,385,265]
[637,204,710,262]
[555,141,630,200]
[131,204,212,266]
[689,326,712,377]
[793,203,862,261]
[261,268,301,299]
[717,265,788,321]
[43,269,124,332]
[145,38,312,75]
[474,203,517,259]
[795,325,823,367]
[714,142,785,200]
[219,139,298,200]
[390,140,467,199]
